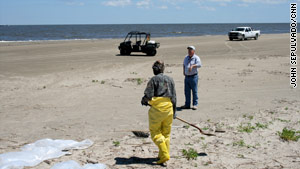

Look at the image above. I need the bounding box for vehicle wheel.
[147,50,156,56]
[120,49,127,55]
[241,35,245,41]
[254,34,258,40]
[229,38,233,41]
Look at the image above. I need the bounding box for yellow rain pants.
[148,97,173,164]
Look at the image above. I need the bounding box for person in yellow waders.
[141,60,177,165]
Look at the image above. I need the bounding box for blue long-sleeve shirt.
[183,54,202,76]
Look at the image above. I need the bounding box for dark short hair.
[152,60,165,75]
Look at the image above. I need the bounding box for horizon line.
[0,22,290,26]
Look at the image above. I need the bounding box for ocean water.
[0,23,292,42]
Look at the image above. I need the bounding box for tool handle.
[176,117,216,136]
[176,117,204,133]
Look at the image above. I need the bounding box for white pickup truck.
[228,27,260,41]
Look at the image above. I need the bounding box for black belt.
[185,73,197,77]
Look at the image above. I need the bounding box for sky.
[0,0,298,25]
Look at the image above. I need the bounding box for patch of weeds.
[124,78,144,85]
[253,143,261,148]
[202,127,209,130]
[203,161,212,166]
[232,140,245,147]
[269,111,276,114]
[277,128,300,141]
[207,119,211,122]
[136,78,143,85]
[200,137,205,140]
[43,86,46,89]
[92,80,98,83]
[255,122,268,129]
[238,123,256,133]
[184,142,193,146]
[113,141,120,147]
[101,80,105,84]
[237,154,245,158]
[275,118,291,123]
[216,122,225,129]
[130,72,137,75]
[183,125,190,129]
[182,148,198,160]
[243,115,254,120]
[285,107,288,110]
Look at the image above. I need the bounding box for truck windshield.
[234,28,245,31]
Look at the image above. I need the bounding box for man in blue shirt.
[181,46,202,110]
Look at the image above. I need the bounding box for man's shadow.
[115,153,207,166]
[115,156,157,165]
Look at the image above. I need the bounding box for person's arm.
[171,78,177,119]
[183,65,185,76]
[188,57,202,72]
[141,79,154,106]
[195,56,202,68]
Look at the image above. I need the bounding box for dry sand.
[0,34,299,168]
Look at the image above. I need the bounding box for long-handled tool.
[176,117,216,136]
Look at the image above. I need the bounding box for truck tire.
[229,37,233,41]
[254,34,258,40]
[147,50,156,56]
[241,35,245,41]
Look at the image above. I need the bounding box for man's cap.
[187,46,195,50]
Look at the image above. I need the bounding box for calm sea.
[0,23,292,42]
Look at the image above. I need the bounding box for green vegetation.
[113,141,120,147]
[255,122,268,129]
[101,80,105,84]
[182,148,198,160]
[203,161,212,166]
[285,107,288,110]
[277,128,300,141]
[269,111,276,114]
[243,115,254,120]
[232,140,258,148]
[184,142,193,146]
[238,123,256,133]
[202,127,209,130]
[183,125,190,129]
[136,78,143,85]
[275,118,291,123]
[237,154,245,158]
[232,140,245,147]
[92,79,98,83]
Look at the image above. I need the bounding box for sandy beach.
[0,34,299,168]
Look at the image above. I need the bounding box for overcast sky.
[0,0,298,25]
